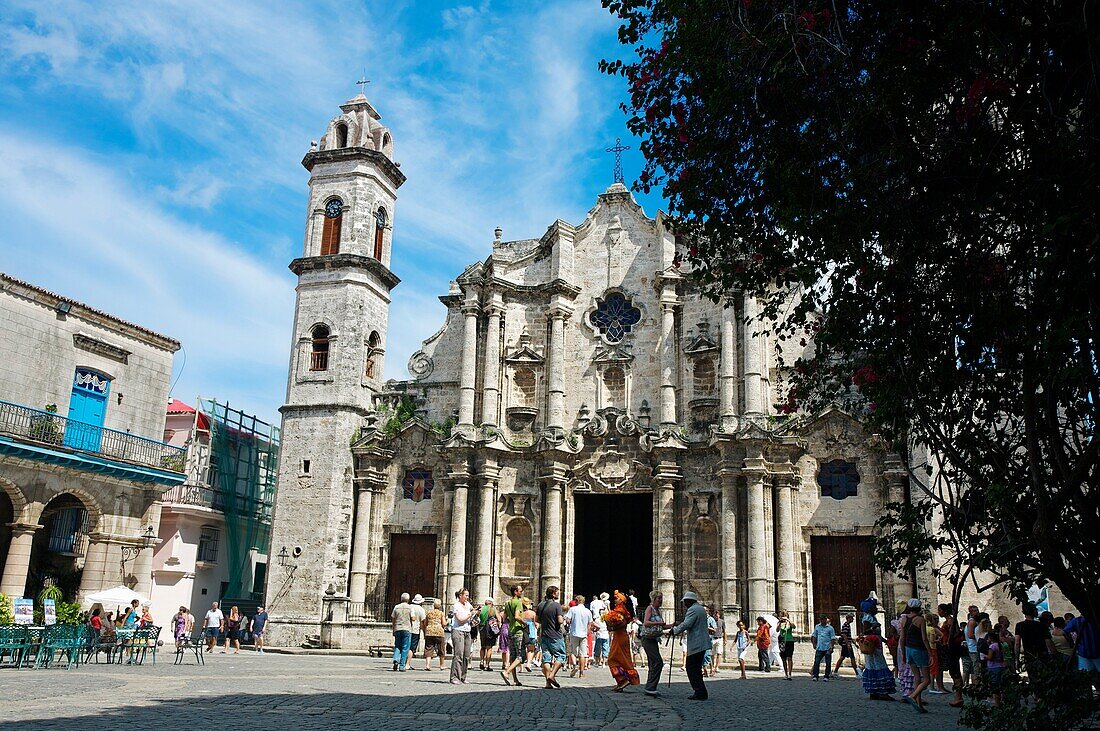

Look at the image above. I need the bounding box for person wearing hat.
[857,594,896,700]
[669,591,710,701]
[409,594,426,658]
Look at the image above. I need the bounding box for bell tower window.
[320,199,343,256]
[335,122,348,149]
[374,207,387,260]
[310,325,330,371]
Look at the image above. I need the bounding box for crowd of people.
[390,585,749,701]
[388,585,1099,711]
[853,594,1100,714]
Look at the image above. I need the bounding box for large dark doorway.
[810,536,876,627]
[386,533,437,612]
[573,493,653,611]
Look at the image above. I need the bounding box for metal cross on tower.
[605,137,630,184]
[355,74,370,96]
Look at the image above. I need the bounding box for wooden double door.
[810,536,876,627]
[386,533,437,611]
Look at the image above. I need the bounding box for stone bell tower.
[266,91,405,646]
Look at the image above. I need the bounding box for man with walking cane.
[668,591,710,701]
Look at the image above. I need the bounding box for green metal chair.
[36,625,90,669]
[127,626,162,665]
[0,625,32,668]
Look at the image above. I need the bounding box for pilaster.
[654,458,681,602]
[457,294,481,429]
[744,446,770,618]
[473,457,501,601]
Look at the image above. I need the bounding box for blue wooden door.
[64,369,109,452]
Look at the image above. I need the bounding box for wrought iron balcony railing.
[0,399,186,472]
[160,482,273,519]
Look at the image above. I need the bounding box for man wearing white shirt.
[564,596,594,678]
[202,602,224,653]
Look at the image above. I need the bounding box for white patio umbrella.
[85,585,147,607]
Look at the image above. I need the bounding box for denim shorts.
[594,637,609,658]
[541,636,567,664]
[905,646,931,668]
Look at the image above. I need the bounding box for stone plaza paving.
[0,651,955,730]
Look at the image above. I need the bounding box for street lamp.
[119,525,158,581]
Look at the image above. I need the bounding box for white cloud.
[0,0,632,412]
[0,130,293,420]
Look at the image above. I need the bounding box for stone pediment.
[683,321,718,355]
[505,345,544,365]
[592,343,633,364]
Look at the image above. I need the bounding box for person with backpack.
[477,597,499,671]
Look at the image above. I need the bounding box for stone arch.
[692,517,719,577]
[38,485,104,533]
[0,475,30,523]
[500,516,534,579]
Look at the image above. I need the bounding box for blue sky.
[0,0,662,423]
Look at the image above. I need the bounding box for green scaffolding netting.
[198,398,280,599]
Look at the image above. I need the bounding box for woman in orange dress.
[605,590,641,691]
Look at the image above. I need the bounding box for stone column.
[774,473,799,613]
[480,298,504,427]
[446,463,472,599]
[132,503,161,599]
[0,523,40,597]
[659,287,680,428]
[742,293,764,420]
[132,543,156,600]
[718,461,741,609]
[540,464,566,592]
[78,533,111,597]
[457,298,481,428]
[654,460,680,602]
[473,460,500,601]
[545,305,571,434]
[883,459,913,605]
[744,453,769,617]
[348,478,375,603]
[719,302,738,429]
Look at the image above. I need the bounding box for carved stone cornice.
[73,333,131,363]
[301,147,406,188]
[289,254,400,291]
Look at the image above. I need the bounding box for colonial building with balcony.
[0,272,184,605]
[150,398,279,629]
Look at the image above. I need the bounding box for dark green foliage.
[960,659,1100,730]
[601,2,1100,703]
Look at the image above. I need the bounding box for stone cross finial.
[605,137,630,184]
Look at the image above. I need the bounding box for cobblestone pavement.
[0,651,957,730]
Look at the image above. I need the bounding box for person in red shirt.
[88,607,103,637]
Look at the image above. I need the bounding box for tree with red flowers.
[601,0,1099,660]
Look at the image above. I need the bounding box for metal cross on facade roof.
[605,137,631,184]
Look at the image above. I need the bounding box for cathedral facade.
[265,94,920,649]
